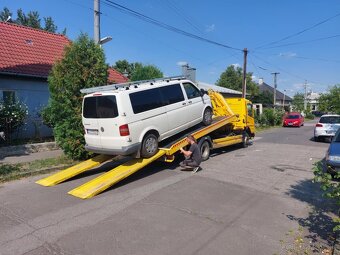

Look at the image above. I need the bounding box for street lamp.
[99,36,112,47]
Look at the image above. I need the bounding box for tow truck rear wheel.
[200,140,210,161]
[141,133,158,158]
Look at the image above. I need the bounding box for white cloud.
[252,75,257,81]
[205,24,215,32]
[231,63,241,68]
[177,61,187,66]
[279,52,297,58]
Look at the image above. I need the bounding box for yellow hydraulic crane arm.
[208,89,234,117]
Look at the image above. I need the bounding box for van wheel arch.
[140,130,160,158]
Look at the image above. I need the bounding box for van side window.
[130,88,163,114]
[183,83,201,99]
[160,84,184,105]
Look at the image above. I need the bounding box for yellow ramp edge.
[36,154,113,187]
[68,150,166,199]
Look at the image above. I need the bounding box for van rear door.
[83,96,102,148]
[83,95,120,149]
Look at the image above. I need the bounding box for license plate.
[87,129,98,135]
[288,123,293,126]
[326,130,335,135]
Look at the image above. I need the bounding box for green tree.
[43,17,57,33]
[292,92,304,112]
[0,7,11,21]
[216,65,259,100]
[42,34,108,159]
[113,59,135,78]
[318,85,340,114]
[1,7,61,33]
[130,64,163,81]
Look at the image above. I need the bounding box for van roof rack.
[80,75,187,94]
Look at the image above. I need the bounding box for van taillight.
[119,124,130,136]
[316,123,323,127]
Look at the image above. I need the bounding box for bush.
[0,98,28,140]
[255,108,284,127]
[42,34,108,160]
[313,161,340,232]
[305,112,315,120]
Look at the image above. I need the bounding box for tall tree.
[1,7,61,33]
[42,34,108,159]
[113,60,163,81]
[0,7,12,21]
[130,64,163,81]
[253,90,273,105]
[318,85,340,114]
[216,65,259,100]
[43,17,57,33]
[292,92,305,112]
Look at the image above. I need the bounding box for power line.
[257,34,340,50]
[255,11,340,49]
[101,0,242,51]
[163,0,202,34]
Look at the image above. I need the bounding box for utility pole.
[304,80,307,111]
[94,0,100,44]
[271,72,279,108]
[242,48,248,98]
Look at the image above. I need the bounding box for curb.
[0,142,59,158]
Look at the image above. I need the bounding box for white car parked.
[82,78,213,158]
[314,114,340,141]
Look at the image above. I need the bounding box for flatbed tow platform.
[36,115,242,199]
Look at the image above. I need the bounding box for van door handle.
[182,102,186,105]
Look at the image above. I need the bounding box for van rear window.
[83,96,118,118]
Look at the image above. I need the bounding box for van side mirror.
[200,89,206,97]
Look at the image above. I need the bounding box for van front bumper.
[85,143,141,156]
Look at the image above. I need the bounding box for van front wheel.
[202,108,213,126]
[141,133,159,158]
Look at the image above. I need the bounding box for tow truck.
[36,77,255,199]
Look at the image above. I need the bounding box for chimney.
[181,64,196,82]
[259,78,264,85]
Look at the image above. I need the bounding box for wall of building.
[0,75,52,139]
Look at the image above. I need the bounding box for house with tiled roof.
[258,79,292,107]
[0,21,128,139]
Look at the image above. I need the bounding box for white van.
[82,78,213,158]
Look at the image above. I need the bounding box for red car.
[283,112,304,127]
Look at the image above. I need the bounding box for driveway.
[0,119,335,255]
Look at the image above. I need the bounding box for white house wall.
[0,76,52,139]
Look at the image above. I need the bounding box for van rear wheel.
[200,140,210,161]
[203,108,213,126]
[141,133,158,158]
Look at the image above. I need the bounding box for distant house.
[0,22,128,139]
[258,79,292,107]
[307,91,320,111]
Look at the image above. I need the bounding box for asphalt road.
[0,119,335,255]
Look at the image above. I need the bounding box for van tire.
[141,133,158,158]
[200,140,210,161]
[202,108,213,126]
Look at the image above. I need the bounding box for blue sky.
[2,0,340,96]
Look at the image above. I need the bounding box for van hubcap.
[204,110,211,122]
[145,137,157,153]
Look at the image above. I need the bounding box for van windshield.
[83,96,118,118]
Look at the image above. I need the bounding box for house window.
[3,91,15,104]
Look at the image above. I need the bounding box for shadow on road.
[285,176,338,247]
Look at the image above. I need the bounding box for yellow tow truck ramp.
[35,154,113,186]
[35,115,239,199]
[68,150,166,199]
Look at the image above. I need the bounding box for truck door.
[246,103,255,135]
